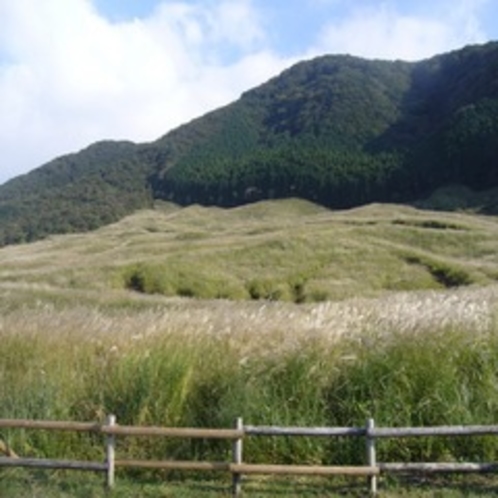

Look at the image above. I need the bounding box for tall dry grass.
[2,199,498,303]
[1,285,498,465]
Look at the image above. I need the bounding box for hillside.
[1,42,498,244]
[1,199,498,304]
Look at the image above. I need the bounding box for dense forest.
[1,42,498,245]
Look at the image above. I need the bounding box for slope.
[1,199,498,304]
[1,42,498,245]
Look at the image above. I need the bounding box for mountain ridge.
[1,41,498,245]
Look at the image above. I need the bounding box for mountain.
[1,41,498,245]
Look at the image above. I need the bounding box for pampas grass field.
[2,199,498,496]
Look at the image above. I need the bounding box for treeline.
[158,143,404,208]
[153,42,498,209]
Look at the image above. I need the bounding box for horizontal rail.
[0,457,106,472]
[115,459,379,476]
[372,425,498,438]
[244,425,365,437]
[0,419,242,440]
[232,463,379,476]
[104,425,243,439]
[117,459,231,471]
[0,419,100,432]
[380,462,498,473]
[3,419,498,439]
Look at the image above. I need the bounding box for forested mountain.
[1,41,498,245]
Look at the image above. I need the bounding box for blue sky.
[0,0,497,184]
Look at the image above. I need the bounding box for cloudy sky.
[0,0,497,185]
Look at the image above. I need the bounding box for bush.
[122,263,173,294]
[404,255,474,288]
[324,328,498,462]
[246,278,290,301]
[123,262,247,300]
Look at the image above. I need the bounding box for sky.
[0,0,497,185]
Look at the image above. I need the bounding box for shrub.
[122,263,173,294]
[246,278,290,301]
[122,262,248,300]
[404,255,474,288]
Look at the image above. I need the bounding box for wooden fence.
[1,416,498,496]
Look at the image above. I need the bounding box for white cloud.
[450,0,489,40]
[0,0,493,185]
[311,1,487,61]
[0,0,290,184]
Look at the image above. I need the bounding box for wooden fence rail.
[1,416,498,496]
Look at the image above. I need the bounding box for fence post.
[106,414,116,489]
[232,417,243,497]
[366,418,377,496]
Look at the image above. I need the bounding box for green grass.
[2,200,498,495]
[1,289,498,476]
[2,470,498,497]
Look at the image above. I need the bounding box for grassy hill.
[2,201,498,497]
[1,198,498,304]
[1,42,498,245]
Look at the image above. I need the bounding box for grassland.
[1,198,498,302]
[1,199,498,496]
